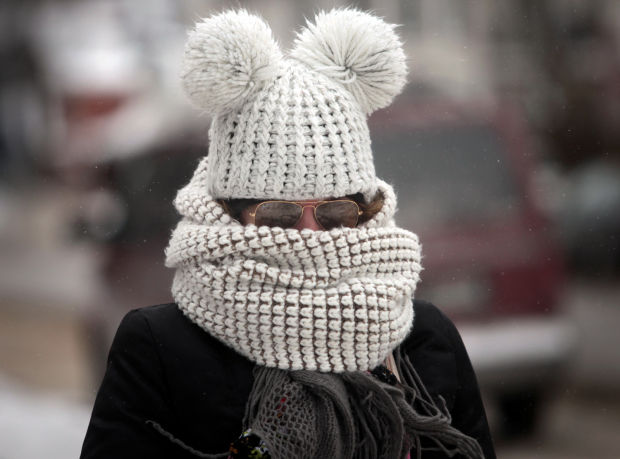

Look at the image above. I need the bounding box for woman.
[81,8,495,459]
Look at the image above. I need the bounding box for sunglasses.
[248,199,363,230]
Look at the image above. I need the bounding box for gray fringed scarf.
[244,346,484,459]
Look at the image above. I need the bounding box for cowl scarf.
[164,157,483,458]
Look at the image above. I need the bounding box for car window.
[373,124,521,229]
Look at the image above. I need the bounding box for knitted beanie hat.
[181,8,407,201]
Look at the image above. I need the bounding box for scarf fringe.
[393,347,485,459]
[244,349,484,459]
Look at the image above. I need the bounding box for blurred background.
[1,0,619,457]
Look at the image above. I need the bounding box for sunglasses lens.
[254,202,302,228]
[315,201,360,230]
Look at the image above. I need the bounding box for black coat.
[81,300,495,458]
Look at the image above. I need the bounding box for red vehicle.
[369,100,576,436]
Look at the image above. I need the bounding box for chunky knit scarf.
[165,158,422,372]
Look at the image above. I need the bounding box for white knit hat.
[181,8,407,201]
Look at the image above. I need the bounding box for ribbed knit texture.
[180,8,408,201]
[165,173,422,372]
[205,62,376,200]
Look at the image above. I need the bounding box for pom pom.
[291,8,407,115]
[181,10,282,114]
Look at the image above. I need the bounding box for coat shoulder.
[411,299,458,335]
[130,303,188,329]
[127,303,255,370]
[114,303,191,345]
